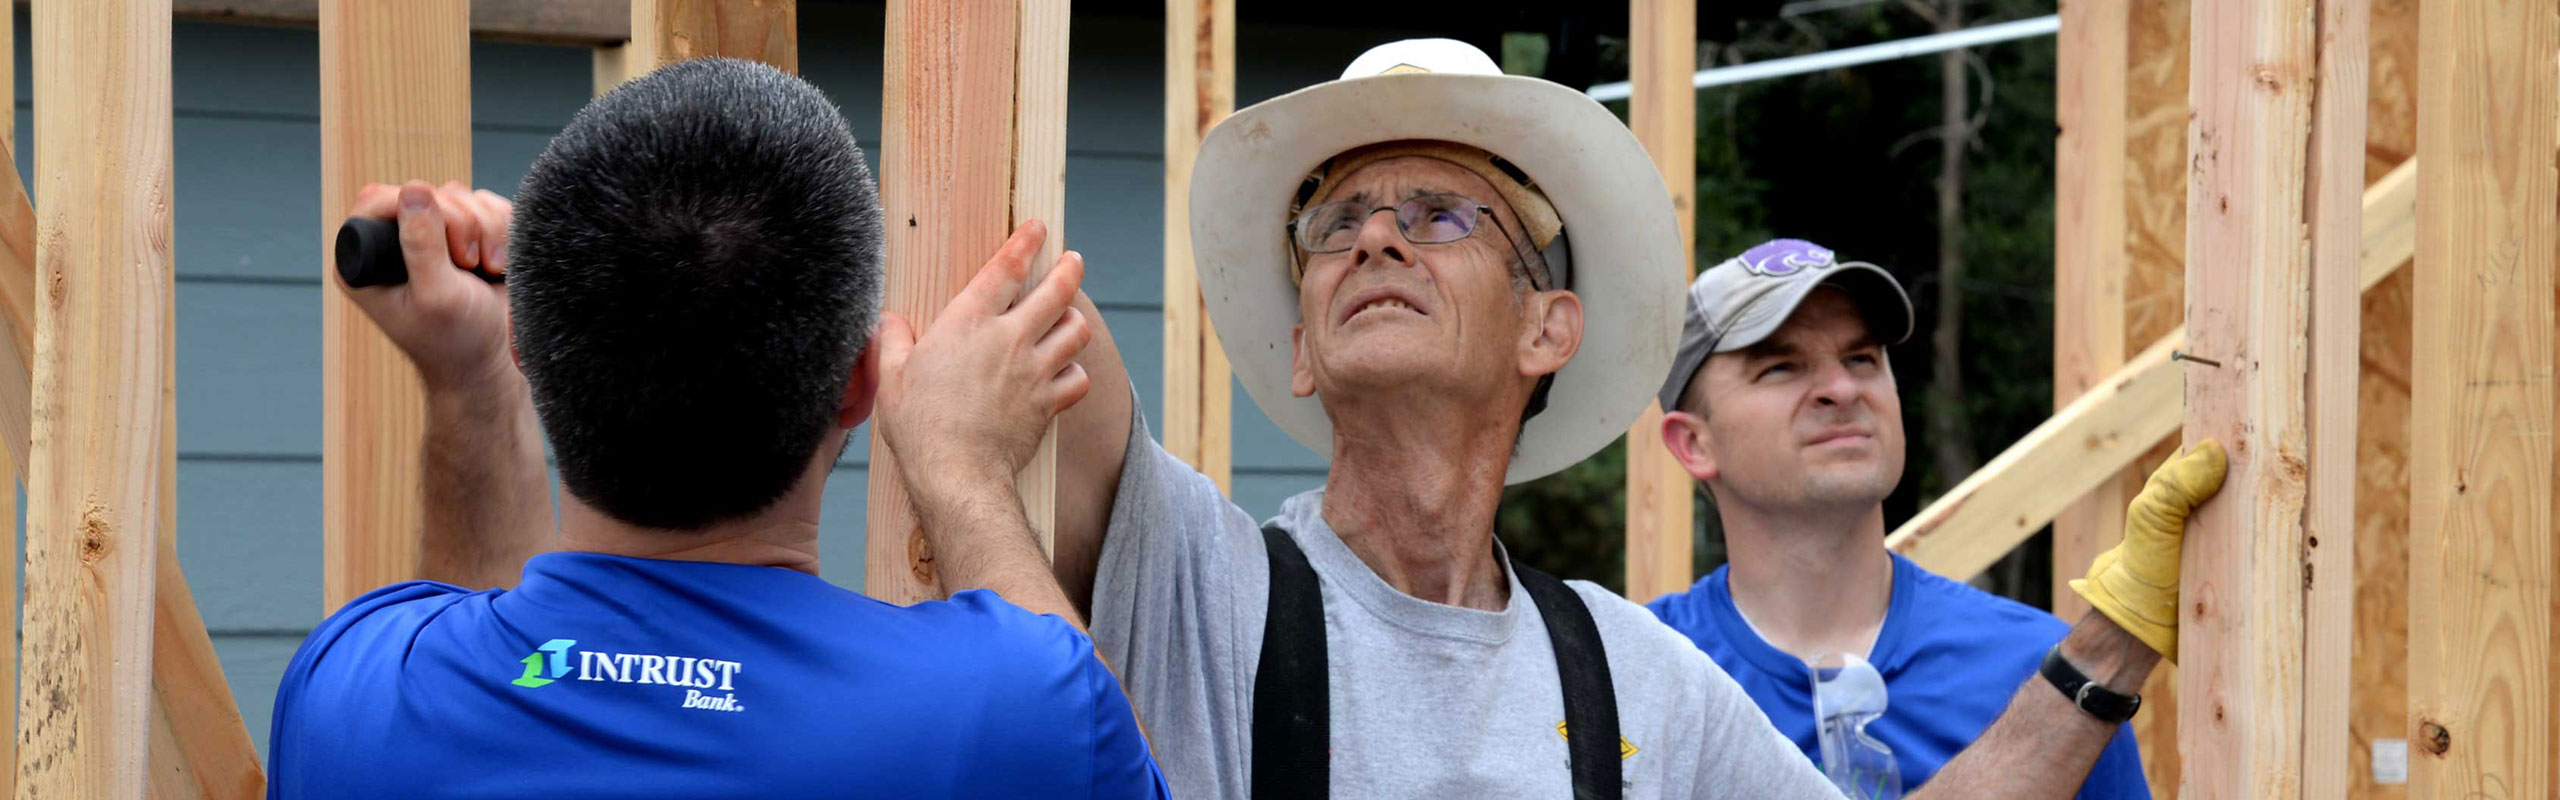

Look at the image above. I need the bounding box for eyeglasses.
[1286,193,1550,289]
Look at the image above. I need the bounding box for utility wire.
[1587,14,2058,102]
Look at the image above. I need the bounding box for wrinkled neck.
[1320,401,1518,610]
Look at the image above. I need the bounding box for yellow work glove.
[2068,440,2227,664]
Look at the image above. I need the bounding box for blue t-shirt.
[268,552,1168,800]
[1647,554,2151,799]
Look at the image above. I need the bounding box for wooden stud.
[2054,0,2192,636]
[1012,0,1068,550]
[2409,0,2557,797]
[0,15,22,799]
[0,114,35,472]
[593,43,628,96]
[629,0,795,75]
[17,0,173,795]
[866,0,1067,603]
[2294,2,2369,796]
[2174,0,2365,796]
[146,533,262,800]
[1163,0,1234,493]
[1621,0,1697,604]
[2049,0,2133,625]
[2350,3,2418,797]
[318,0,472,612]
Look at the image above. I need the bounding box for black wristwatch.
[2040,645,2141,723]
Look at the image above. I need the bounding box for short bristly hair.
[509,58,885,531]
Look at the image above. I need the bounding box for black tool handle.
[334,216,505,288]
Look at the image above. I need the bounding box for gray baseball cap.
[1655,238,1915,412]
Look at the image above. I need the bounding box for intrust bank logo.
[510,637,748,713]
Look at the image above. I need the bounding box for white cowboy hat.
[1188,38,1684,484]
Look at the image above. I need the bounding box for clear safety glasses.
[1812,652,1902,800]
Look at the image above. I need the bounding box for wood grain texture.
[1162,0,1235,493]
[318,0,471,613]
[0,133,34,473]
[17,0,174,795]
[2297,3,2371,797]
[866,0,1023,604]
[592,43,628,97]
[2051,0,2132,625]
[0,15,18,797]
[629,0,795,75]
[2350,6,2416,797]
[1890,336,2180,580]
[1622,0,1696,605]
[2409,0,2557,797]
[462,0,628,45]
[2357,158,2415,292]
[1011,0,1068,554]
[2175,0,2364,795]
[146,533,261,800]
[132,0,632,45]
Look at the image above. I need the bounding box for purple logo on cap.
[1740,239,1836,277]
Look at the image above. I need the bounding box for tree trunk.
[1926,0,1979,499]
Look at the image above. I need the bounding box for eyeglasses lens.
[1396,195,1478,245]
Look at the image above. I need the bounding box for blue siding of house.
[5,5,1436,752]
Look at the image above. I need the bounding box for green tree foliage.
[1501,0,2061,604]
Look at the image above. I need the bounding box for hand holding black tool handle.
[336,216,506,288]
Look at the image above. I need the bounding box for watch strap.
[2040,645,2141,724]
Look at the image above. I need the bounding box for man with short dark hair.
[266,59,1165,799]
[1643,239,2179,798]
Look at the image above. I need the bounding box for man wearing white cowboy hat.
[1037,37,1794,799]
[1016,38,2219,799]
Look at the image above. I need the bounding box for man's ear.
[1660,407,1718,483]
[837,337,882,429]
[1290,323,1316,398]
[1518,289,1583,378]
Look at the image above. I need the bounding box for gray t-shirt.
[1090,411,1843,799]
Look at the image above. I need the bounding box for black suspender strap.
[1512,561,1624,800]
[1250,524,1621,800]
[1253,525,1330,800]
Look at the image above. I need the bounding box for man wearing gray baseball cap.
[1645,239,2220,798]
